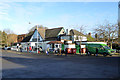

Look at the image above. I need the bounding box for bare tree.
[4,29,14,34]
[94,22,118,49]
[3,29,17,46]
[79,25,86,55]
[29,25,48,32]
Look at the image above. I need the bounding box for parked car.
[11,43,18,51]
[3,46,11,50]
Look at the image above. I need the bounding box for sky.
[0,2,118,35]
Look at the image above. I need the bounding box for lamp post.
[37,24,38,54]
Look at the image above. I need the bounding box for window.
[104,46,110,49]
[56,45,58,48]
[32,38,40,41]
[59,44,61,48]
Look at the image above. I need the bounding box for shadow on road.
[2,55,120,78]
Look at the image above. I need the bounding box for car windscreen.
[104,46,110,49]
[12,43,17,46]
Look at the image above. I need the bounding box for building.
[20,27,65,52]
[69,29,87,42]
[17,34,26,42]
[18,26,88,52]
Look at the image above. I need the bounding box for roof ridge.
[46,27,63,30]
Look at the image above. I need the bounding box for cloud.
[0,0,119,2]
[0,2,10,15]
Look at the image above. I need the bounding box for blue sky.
[0,2,118,35]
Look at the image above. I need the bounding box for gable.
[21,31,34,42]
[58,28,65,36]
[30,29,43,42]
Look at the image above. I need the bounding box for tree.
[3,29,17,47]
[87,33,96,42]
[95,33,98,41]
[7,34,17,46]
[2,31,7,47]
[29,25,48,32]
[0,30,2,48]
[94,22,118,49]
[4,29,14,34]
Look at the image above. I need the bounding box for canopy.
[47,41,63,44]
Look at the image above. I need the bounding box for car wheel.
[109,54,112,56]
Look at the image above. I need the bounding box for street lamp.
[37,24,38,54]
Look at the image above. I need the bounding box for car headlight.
[108,50,111,53]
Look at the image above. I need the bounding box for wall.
[30,30,43,42]
[61,36,71,40]
[72,35,87,42]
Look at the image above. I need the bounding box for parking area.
[1,50,120,78]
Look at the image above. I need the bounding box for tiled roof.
[21,27,63,42]
[38,28,46,39]
[45,27,63,39]
[70,29,85,36]
[21,31,34,42]
[47,41,63,44]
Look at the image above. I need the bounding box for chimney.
[88,32,91,36]
[66,29,70,35]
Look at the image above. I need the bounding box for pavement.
[1,50,120,78]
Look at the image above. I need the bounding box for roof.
[45,27,63,38]
[21,27,64,42]
[38,28,46,39]
[21,27,46,42]
[47,41,63,44]
[21,31,34,42]
[70,29,84,36]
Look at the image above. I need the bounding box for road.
[1,50,120,78]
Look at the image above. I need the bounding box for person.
[59,48,62,56]
[39,47,43,52]
[19,45,22,52]
[65,48,67,56]
[96,48,98,56]
[57,48,60,55]
[32,46,33,51]
[54,48,57,54]
[17,46,19,51]
[86,48,89,56]
[46,47,49,55]
[79,48,81,56]
[29,46,32,53]
[27,47,29,53]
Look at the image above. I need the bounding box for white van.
[11,43,19,51]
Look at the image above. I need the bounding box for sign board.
[81,45,85,48]
[31,43,35,46]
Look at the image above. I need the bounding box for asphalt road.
[1,50,120,78]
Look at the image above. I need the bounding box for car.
[3,46,11,50]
